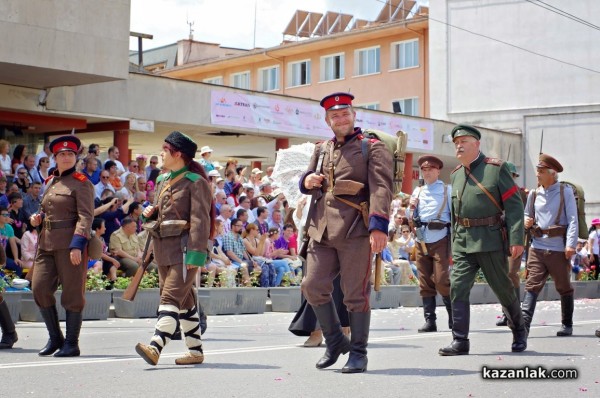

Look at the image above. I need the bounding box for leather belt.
[423,221,450,230]
[456,215,502,228]
[540,228,567,238]
[43,218,77,231]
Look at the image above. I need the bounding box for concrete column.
[401,152,413,194]
[113,130,130,165]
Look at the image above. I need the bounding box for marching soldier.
[522,154,577,337]
[135,131,212,366]
[439,125,527,356]
[408,155,452,332]
[496,162,528,326]
[30,135,95,357]
[300,92,393,373]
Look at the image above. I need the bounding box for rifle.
[122,233,154,301]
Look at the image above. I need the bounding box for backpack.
[360,128,407,193]
[532,181,588,240]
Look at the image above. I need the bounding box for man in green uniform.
[439,125,527,356]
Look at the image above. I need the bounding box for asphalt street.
[1,298,599,398]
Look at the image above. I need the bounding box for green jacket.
[450,152,524,254]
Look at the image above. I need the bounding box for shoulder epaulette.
[484,157,503,166]
[72,172,87,182]
[185,172,200,182]
[451,164,463,174]
[156,174,166,183]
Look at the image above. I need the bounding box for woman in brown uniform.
[30,135,95,357]
[135,131,212,366]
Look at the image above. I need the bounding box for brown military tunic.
[32,167,95,312]
[301,129,393,312]
[152,166,212,310]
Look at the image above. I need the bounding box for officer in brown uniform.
[135,131,212,366]
[30,135,95,357]
[300,93,393,373]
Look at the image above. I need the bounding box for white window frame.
[320,53,345,82]
[203,76,223,85]
[391,39,419,70]
[288,59,311,87]
[354,46,380,76]
[258,65,280,92]
[231,71,251,89]
[357,103,380,111]
[393,97,419,116]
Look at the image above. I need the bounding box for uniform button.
[326,200,331,206]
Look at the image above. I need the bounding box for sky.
[129,0,428,51]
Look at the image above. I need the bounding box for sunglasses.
[150,161,158,165]
[101,176,110,179]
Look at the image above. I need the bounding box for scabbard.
[374,253,382,292]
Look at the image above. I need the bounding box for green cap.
[505,161,519,177]
[451,124,482,141]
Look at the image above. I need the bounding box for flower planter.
[2,291,23,323]
[399,285,421,307]
[572,281,600,299]
[197,287,268,315]
[269,287,302,312]
[469,283,498,304]
[20,291,65,322]
[112,288,160,318]
[20,291,111,321]
[370,285,402,309]
[541,281,560,301]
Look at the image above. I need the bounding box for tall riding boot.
[54,311,82,357]
[0,298,18,349]
[521,291,538,334]
[556,294,574,336]
[439,301,470,356]
[198,303,208,335]
[502,297,527,352]
[442,296,453,329]
[418,296,437,333]
[38,306,64,356]
[312,300,351,369]
[342,311,370,373]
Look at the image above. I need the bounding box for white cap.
[208,170,220,177]
[251,168,263,174]
[200,146,213,155]
[216,177,224,183]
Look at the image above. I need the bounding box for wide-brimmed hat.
[200,146,213,155]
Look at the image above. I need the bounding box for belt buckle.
[43,218,51,231]
[463,218,470,228]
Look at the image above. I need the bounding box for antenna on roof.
[187,17,195,41]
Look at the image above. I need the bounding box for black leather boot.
[439,300,469,356]
[503,297,527,352]
[38,306,64,356]
[497,288,519,326]
[595,327,600,338]
[342,311,370,373]
[556,294,574,336]
[0,298,18,349]
[418,296,437,333]
[313,300,351,369]
[521,291,538,334]
[198,303,208,335]
[54,311,82,357]
[442,296,452,329]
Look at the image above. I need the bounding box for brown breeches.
[525,248,573,296]
[158,264,198,310]
[415,236,451,297]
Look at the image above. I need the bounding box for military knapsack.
[360,128,407,193]
[531,181,588,239]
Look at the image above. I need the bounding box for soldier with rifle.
[299,92,393,373]
[135,131,213,366]
[439,125,527,356]
[408,155,452,333]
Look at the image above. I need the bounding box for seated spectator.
[0,176,8,209]
[268,209,284,232]
[234,195,255,223]
[0,206,23,277]
[105,160,122,190]
[22,181,42,220]
[0,139,11,177]
[227,182,244,208]
[384,229,413,285]
[36,156,51,185]
[109,217,156,277]
[96,196,132,244]
[81,155,100,185]
[221,218,256,286]
[263,227,293,286]
[11,144,26,176]
[254,206,270,235]
[274,223,302,272]
[571,238,590,281]
[89,218,119,284]
[136,175,147,193]
[242,224,274,287]
[126,202,144,233]
[20,222,38,281]
[389,226,418,277]
[216,204,233,233]
[214,191,227,215]
[95,170,116,200]
[120,172,138,200]
[7,192,27,241]
[13,167,30,193]
[214,177,226,196]
[203,219,230,287]
[236,208,249,228]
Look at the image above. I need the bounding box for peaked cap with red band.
[320,92,355,111]
[50,135,81,155]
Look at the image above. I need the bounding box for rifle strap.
[532,183,565,225]
[435,184,449,219]
[466,172,503,212]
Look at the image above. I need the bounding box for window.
[288,60,311,87]
[392,98,419,116]
[358,103,380,110]
[231,71,251,89]
[391,39,419,69]
[258,66,280,91]
[320,53,345,82]
[355,46,380,76]
[203,76,223,85]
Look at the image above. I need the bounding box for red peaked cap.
[50,135,81,155]
[320,92,355,111]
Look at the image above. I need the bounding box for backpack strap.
[555,183,565,225]
[435,185,449,219]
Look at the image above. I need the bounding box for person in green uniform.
[439,125,527,356]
